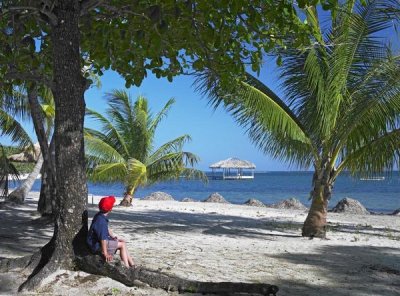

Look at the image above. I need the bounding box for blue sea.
[16,171,400,213]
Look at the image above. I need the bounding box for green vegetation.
[197,0,400,238]
[85,90,206,199]
[0,144,19,196]
[2,146,34,173]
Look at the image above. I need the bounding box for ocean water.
[14,171,400,213]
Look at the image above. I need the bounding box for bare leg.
[127,254,135,267]
[117,241,130,267]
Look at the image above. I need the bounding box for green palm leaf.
[85,91,205,196]
[0,109,33,149]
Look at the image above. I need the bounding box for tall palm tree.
[196,0,400,238]
[85,90,206,205]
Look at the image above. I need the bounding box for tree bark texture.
[120,192,133,206]
[7,154,43,204]
[38,138,57,216]
[51,0,88,263]
[75,255,279,296]
[19,1,88,291]
[25,85,57,216]
[302,170,333,238]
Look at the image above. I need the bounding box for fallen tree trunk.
[75,254,279,296]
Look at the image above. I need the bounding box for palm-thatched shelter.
[209,157,256,180]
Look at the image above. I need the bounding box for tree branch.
[5,71,53,89]
[3,2,58,26]
[76,254,279,295]
[79,0,103,16]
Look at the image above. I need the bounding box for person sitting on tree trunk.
[87,195,135,267]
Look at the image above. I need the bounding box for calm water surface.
[18,171,400,213]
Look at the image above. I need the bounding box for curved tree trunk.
[120,191,133,206]
[25,84,57,217]
[7,154,43,204]
[302,169,334,238]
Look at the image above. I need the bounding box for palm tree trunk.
[120,188,134,206]
[302,170,333,238]
[26,84,57,216]
[38,138,57,216]
[7,154,43,204]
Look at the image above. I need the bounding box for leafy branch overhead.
[0,0,314,91]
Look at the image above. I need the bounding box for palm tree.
[0,145,20,198]
[85,90,206,205]
[196,0,400,238]
[0,89,35,202]
[0,86,54,205]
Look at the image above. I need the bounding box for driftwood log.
[75,254,279,296]
[0,251,279,295]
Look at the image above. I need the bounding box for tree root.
[0,253,37,272]
[75,254,279,295]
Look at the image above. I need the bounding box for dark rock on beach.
[331,197,370,215]
[142,191,175,201]
[244,198,266,207]
[203,192,230,204]
[269,198,308,211]
[181,197,197,202]
[392,208,400,215]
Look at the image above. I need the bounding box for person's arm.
[101,240,113,262]
[108,227,117,240]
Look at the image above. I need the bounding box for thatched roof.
[209,157,256,169]
[8,143,41,163]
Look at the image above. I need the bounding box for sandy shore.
[0,192,399,296]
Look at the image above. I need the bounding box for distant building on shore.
[209,157,256,180]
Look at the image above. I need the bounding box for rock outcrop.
[203,192,230,203]
[181,197,197,202]
[270,198,308,211]
[244,198,265,207]
[142,191,175,201]
[392,208,400,215]
[331,198,370,215]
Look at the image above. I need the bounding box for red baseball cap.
[99,196,116,212]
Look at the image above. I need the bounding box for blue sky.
[84,58,289,172]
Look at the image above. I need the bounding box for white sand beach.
[0,192,399,296]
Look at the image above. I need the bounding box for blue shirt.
[87,212,112,253]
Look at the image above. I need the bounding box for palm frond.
[125,158,147,191]
[149,98,175,136]
[0,109,33,149]
[0,86,31,122]
[86,108,129,158]
[336,128,400,177]
[84,133,126,165]
[146,151,200,183]
[195,70,317,166]
[179,167,208,183]
[148,134,192,163]
[333,52,400,160]
[88,162,128,183]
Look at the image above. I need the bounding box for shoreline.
[0,191,399,295]
[8,170,400,213]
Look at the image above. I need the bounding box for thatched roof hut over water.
[209,157,256,180]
